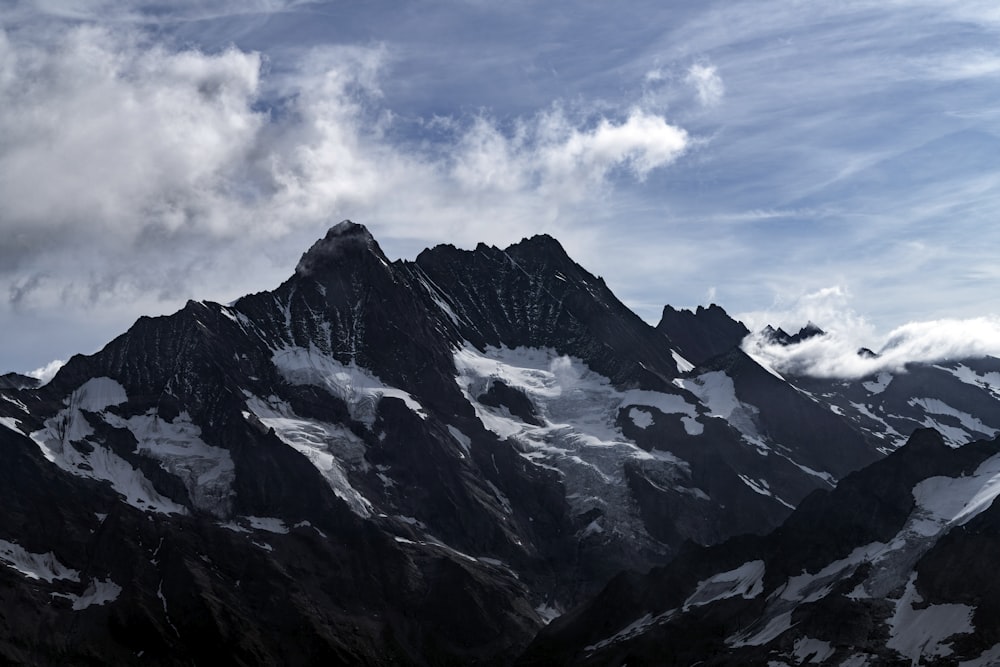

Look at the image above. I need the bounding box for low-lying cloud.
[740,287,1000,378]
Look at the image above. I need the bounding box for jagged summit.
[504,233,570,259]
[761,321,826,346]
[294,220,390,277]
[656,303,750,366]
[416,233,573,267]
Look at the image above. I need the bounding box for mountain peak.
[657,303,749,366]
[761,322,826,346]
[504,233,571,262]
[294,220,389,277]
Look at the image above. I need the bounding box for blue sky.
[3,0,1000,377]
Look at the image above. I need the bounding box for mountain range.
[1,221,998,665]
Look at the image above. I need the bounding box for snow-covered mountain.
[0,221,998,664]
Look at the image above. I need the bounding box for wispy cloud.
[685,63,724,107]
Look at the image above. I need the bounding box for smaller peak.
[0,372,40,390]
[799,321,824,336]
[760,322,824,346]
[295,221,389,277]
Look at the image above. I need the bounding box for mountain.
[1,221,999,663]
[521,428,1000,665]
[656,304,749,366]
[0,372,40,390]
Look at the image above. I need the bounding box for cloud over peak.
[741,287,1000,379]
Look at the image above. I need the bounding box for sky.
[3,0,1000,379]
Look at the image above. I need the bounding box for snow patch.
[104,410,234,517]
[454,345,695,553]
[0,539,79,582]
[272,345,426,425]
[245,516,289,534]
[29,381,186,515]
[909,397,998,441]
[862,372,893,394]
[246,394,373,517]
[671,350,695,373]
[66,578,122,610]
[677,371,763,446]
[960,642,1000,667]
[681,415,704,435]
[911,452,1000,532]
[535,603,563,624]
[728,611,793,647]
[0,416,21,433]
[791,637,835,664]
[684,560,765,609]
[943,364,1000,400]
[584,610,676,653]
[887,574,974,663]
[628,408,654,429]
[781,542,887,604]
[447,425,471,455]
[2,394,29,412]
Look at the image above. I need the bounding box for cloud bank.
[741,288,1000,379]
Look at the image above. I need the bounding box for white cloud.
[28,359,66,384]
[740,287,1000,378]
[0,26,264,238]
[0,23,690,312]
[923,50,1000,80]
[685,63,724,107]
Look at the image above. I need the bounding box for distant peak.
[761,322,825,346]
[295,221,390,277]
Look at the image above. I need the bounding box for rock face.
[2,221,1000,664]
[657,304,749,366]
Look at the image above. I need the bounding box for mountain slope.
[521,428,1000,665]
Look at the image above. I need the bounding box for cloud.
[685,63,724,107]
[740,287,1000,378]
[28,359,66,384]
[0,22,690,313]
[452,108,688,195]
